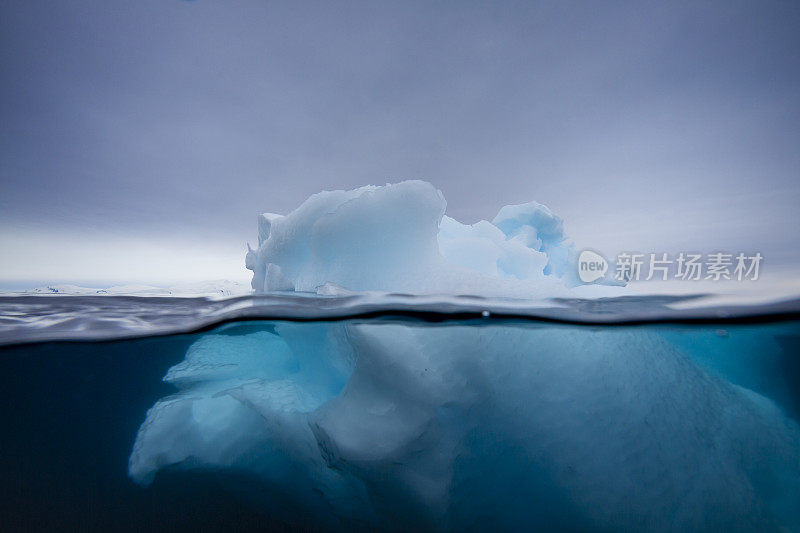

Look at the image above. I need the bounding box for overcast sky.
[1,0,799,286]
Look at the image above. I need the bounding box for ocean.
[1,294,799,531]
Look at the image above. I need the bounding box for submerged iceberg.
[245,181,587,296]
[129,321,800,530]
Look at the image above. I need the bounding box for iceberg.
[245,181,590,296]
[129,321,800,530]
[127,181,799,530]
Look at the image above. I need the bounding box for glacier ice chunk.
[129,321,800,530]
[245,181,593,296]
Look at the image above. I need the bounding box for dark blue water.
[0,333,294,531]
[1,296,799,531]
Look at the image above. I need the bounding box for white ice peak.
[246,180,581,296]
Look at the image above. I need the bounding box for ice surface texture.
[245,181,589,296]
[129,322,800,530]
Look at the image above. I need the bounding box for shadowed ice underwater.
[126,319,800,531]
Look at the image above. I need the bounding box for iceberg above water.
[246,180,596,297]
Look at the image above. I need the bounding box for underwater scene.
[2,297,799,531]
